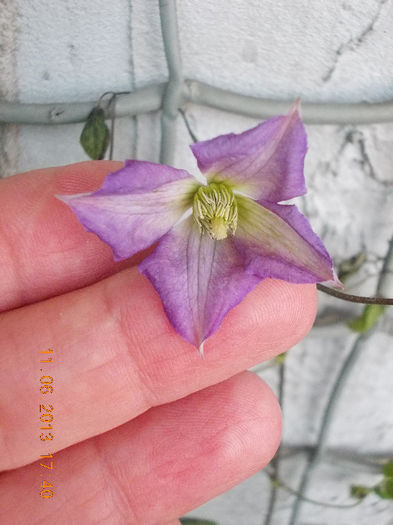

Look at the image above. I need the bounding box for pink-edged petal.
[190,102,307,203]
[95,160,193,195]
[58,176,198,261]
[138,218,261,348]
[234,196,335,284]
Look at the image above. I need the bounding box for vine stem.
[317,283,393,305]
[179,108,198,143]
[94,90,131,161]
[262,359,285,525]
[266,475,362,509]
[288,237,393,525]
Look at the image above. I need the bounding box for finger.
[0,372,281,525]
[0,268,315,471]
[0,161,142,311]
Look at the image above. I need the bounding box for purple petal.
[190,102,307,203]
[59,172,198,261]
[139,218,261,348]
[234,196,335,284]
[95,160,193,195]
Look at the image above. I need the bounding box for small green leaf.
[383,461,393,478]
[274,353,286,365]
[180,519,217,525]
[350,484,372,499]
[385,479,393,498]
[348,304,386,333]
[374,478,393,499]
[80,107,110,160]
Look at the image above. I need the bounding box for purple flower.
[59,103,338,351]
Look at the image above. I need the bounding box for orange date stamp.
[39,348,55,499]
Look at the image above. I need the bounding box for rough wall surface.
[0,0,19,177]
[1,1,392,524]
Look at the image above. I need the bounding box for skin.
[0,161,317,524]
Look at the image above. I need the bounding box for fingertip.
[127,371,281,520]
[208,279,317,361]
[227,371,282,468]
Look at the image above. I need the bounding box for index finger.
[0,161,128,312]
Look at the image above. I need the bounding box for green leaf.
[350,484,372,499]
[274,353,286,365]
[348,304,386,333]
[80,107,110,160]
[180,519,217,525]
[385,479,393,498]
[374,478,393,499]
[383,460,393,478]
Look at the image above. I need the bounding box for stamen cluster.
[193,183,238,240]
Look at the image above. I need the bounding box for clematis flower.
[59,102,337,352]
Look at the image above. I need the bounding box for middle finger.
[0,266,316,471]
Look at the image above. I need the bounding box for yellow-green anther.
[193,183,238,240]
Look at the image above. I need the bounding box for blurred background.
[1,1,393,523]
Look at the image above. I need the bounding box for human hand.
[0,162,317,524]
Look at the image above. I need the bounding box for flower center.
[192,183,238,240]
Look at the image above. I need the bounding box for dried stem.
[317,283,393,305]
[179,108,198,143]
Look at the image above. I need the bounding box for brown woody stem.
[316,283,393,305]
